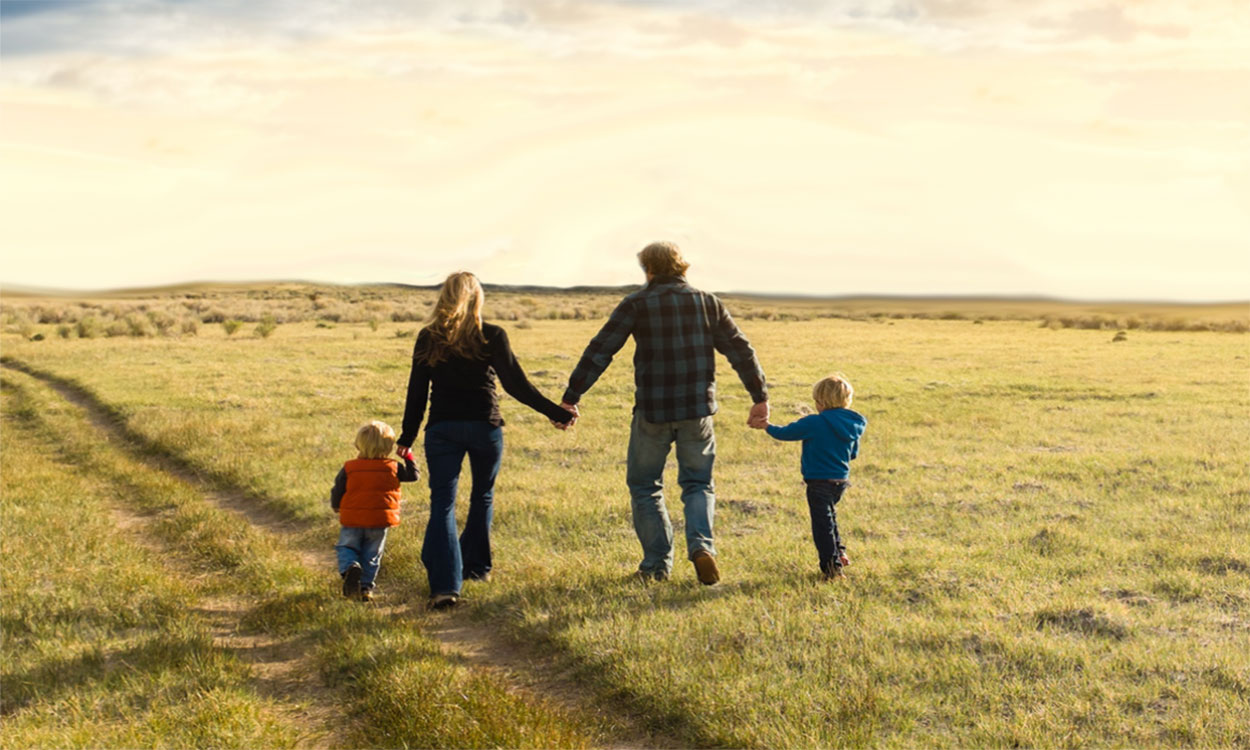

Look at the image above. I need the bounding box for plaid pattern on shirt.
[562,276,767,423]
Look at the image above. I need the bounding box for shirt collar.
[647,275,686,288]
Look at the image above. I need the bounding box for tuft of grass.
[254,314,277,338]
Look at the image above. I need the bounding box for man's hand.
[747,401,769,429]
[396,444,413,459]
[551,402,579,430]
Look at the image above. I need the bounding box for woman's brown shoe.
[429,593,459,610]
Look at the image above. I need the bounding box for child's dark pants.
[805,479,849,571]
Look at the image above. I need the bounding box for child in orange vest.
[330,420,419,601]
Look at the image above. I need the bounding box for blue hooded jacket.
[765,407,867,480]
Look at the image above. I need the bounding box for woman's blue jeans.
[422,420,504,597]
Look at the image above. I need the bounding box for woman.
[397,272,575,609]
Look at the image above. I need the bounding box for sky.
[1,0,1247,300]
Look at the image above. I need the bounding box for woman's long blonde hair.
[416,271,486,365]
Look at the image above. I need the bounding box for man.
[558,242,769,584]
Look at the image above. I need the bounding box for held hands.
[551,401,579,430]
[747,400,770,430]
[395,444,415,460]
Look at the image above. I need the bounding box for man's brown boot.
[692,550,720,585]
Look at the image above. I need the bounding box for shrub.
[222,320,243,336]
[104,320,129,337]
[147,310,178,336]
[75,317,101,339]
[56,324,74,339]
[125,315,154,337]
[255,315,277,338]
[1112,331,1128,343]
[368,317,380,332]
[394,328,414,338]
[181,319,199,336]
[34,306,69,324]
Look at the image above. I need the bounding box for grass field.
[2,288,1248,748]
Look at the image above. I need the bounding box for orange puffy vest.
[339,458,402,528]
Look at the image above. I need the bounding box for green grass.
[3,311,1248,747]
[0,368,597,749]
[0,375,303,749]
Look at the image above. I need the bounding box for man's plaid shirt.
[562,276,767,423]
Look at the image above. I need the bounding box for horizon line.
[1,279,1247,308]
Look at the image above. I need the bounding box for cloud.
[1,0,1247,299]
[1,0,1237,63]
[1032,4,1188,43]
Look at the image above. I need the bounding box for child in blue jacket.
[756,373,867,579]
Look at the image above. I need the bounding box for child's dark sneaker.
[342,562,362,599]
[360,588,376,603]
[429,593,459,610]
[464,570,492,583]
[820,560,845,579]
[691,550,720,585]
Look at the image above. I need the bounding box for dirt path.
[6,359,677,750]
[193,596,341,748]
[104,491,344,748]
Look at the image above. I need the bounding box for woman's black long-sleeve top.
[397,323,572,447]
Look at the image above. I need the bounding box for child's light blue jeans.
[335,526,389,590]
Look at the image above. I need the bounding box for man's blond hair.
[637,241,690,278]
[355,420,396,459]
[813,374,854,411]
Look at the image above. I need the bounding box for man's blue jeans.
[335,526,389,590]
[422,420,504,597]
[626,411,716,576]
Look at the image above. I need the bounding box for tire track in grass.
[104,504,342,747]
[3,357,677,750]
[3,368,346,748]
[191,595,341,746]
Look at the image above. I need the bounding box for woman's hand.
[551,402,579,430]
